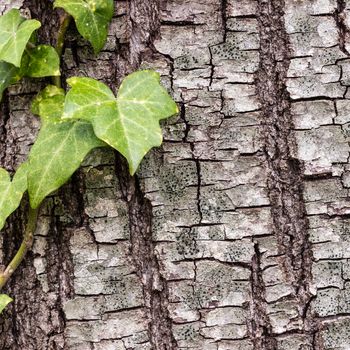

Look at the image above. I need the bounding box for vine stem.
[0,207,39,289]
[53,13,71,88]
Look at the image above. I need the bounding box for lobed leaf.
[54,0,114,54]
[28,120,105,209]
[29,85,105,208]
[0,162,28,231]
[0,61,21,101]
[21,45,60,78]
[63,70,178,174]
[0,294,12,314]
[0,9,41,67]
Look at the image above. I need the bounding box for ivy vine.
[0,3,178,313]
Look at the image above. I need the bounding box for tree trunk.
[0,0,349,349]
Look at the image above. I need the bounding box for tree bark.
[0,0,350,349]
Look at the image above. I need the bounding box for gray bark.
[0,0,350,349]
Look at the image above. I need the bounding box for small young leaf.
[21,45,60,78]
[31,85,65,121]
[0,294,12,314]
[63,70,178,174]
[28,121,105,208]
[54,0,114,54]
[0,61,21,101]
[0,9,41,67]
[0,162,28,231]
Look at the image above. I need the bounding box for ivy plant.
[0,4,178,314]
[0,9,60,100]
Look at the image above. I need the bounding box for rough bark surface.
[0,0,350,349]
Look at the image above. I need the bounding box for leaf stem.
[53,13,71,88]
[26,42,36,50]
[0,206,39,289]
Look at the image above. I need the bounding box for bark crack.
[334,0,350,56]
[255,0,318,347]
[0,91,11,171]
[116,155,178,350]
[221,0,227,42]
[113,1,178,348]
[129,0,160,69]
[248,243,277,350]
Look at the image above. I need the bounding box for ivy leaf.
[0,9,41,67]
[0,162,28,231]
[62,76,116,121]
[54,0,114,54]
[31,85,65,121]
[28,121,105,209]
[0,46,60,102]
[63,70,178,174]
[0,294,12,314]
[29,85,105,208]
[0,61,21,101]
[21,45,60,78]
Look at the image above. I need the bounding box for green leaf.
[54,0,114,54]
[0,294,12,314]
[0,45,59,101]
[21,45,60,78]
[28,121,105,208]
[29,85,105,208]
[62,76,116,122]
[0,61,21,101]
[0,9,41,67]
[0,162,28,231]
[63,70,178,174]
[31,85,65,122]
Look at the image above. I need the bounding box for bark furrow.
[116,1,177,348]
[116,157,178,350]
[255,0,316,344]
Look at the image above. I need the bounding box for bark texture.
[0,0,350,349]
